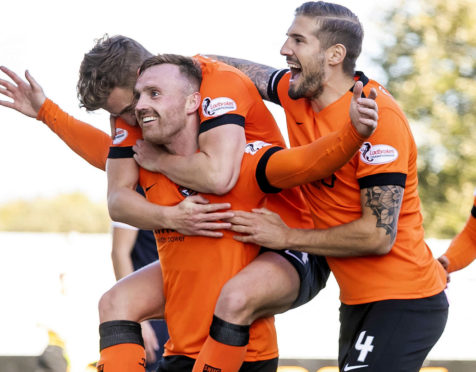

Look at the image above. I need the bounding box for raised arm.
[205,56,276,101]
[0,66,110,170]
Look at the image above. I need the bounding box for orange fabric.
[96,343,146,372]
[195,55,286,147]
[192,336,247,372]
[273,71,446,304]
[194,55,313,230]
[445,195,476,273]
[36,98,111,171]
[135,139,283,361]
[266,120,365,189]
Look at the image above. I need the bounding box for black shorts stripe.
[199,114,245,134]
[108,146,134,159]
[358,172,407,189]
[471,205,476,218]
[267,69,288,106]
[256,146,283,194]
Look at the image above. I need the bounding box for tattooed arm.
[228,185,404,257]
[206,55,277,101]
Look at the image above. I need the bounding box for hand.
[0,66,46,118]
[350,81,378,138]
[141,320,159,365]
[227,208,290,249]
[133,139,165,173]
[168,195,234,237]
[437,255,451,284]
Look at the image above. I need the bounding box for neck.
[164,117,199,156]
[310,72,355,113]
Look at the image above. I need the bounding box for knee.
[98,286,131,322]
[215,281,254,325]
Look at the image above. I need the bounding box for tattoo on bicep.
[364,185,403,241]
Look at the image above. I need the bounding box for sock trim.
[209,315,250,347]
[99,320,144,351]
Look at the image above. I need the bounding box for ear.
[326,44,347,66]
[186,91,201,114]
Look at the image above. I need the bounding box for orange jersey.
[37,98,111,170]
[269,70,447,304]
[194,55,313,228]
[445,190,476,273]
[109,120,310,361]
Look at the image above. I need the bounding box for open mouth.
[141,116,158,126]
[287,62,302,81]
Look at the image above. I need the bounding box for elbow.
[204,172,238,195]
[107,193,123,223]
[367,232,395,256]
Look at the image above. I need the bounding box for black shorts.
[156,355,278,372]
[260,248,330,309]
[338,291,449,372]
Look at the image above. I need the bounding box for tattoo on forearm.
[208,55,275,100]
[364,185,403,242]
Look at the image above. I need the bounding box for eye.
[151,90,160,97]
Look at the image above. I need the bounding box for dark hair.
[77,34,153,111]
[295,1,363,75]
[138,54,202,91]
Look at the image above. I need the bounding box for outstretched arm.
[229,184,402,257]
[0,66,110,170]
[205,56,275,101]
[265,81,378,189]
[439,199,476,273]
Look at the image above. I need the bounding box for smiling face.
[134,64,191,145]
[281,15,327,100]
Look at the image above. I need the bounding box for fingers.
[25,70,41,91]
[0,66,23,85]
[368,87,378,100]
[353,81,363,100]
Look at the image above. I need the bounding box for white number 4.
[355,331,374,362]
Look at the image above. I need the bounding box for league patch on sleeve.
[112,128,128,145]
[245,141,272,155]
[359,142,398,165]
[202,97,237,117]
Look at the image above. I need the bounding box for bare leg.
[214,251,300,325]
[98,260,165,323]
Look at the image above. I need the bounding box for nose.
[280,38,292,56]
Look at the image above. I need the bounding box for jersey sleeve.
[198,69,251,134]
[267,69,291,107]
[108,118,142,159]
[355,105,410,189]
[445,195,476,273]
[36,98,111,171]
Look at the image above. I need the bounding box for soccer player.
[100,53,375,372]
[438,190,476,273]
[207,2,449,371]
[0,35,377,371]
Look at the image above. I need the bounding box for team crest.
[202,97,237,117]
[112,128,128,145]
[245,141,271,155]
[360,142,398,165]
[178,186,198,197]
